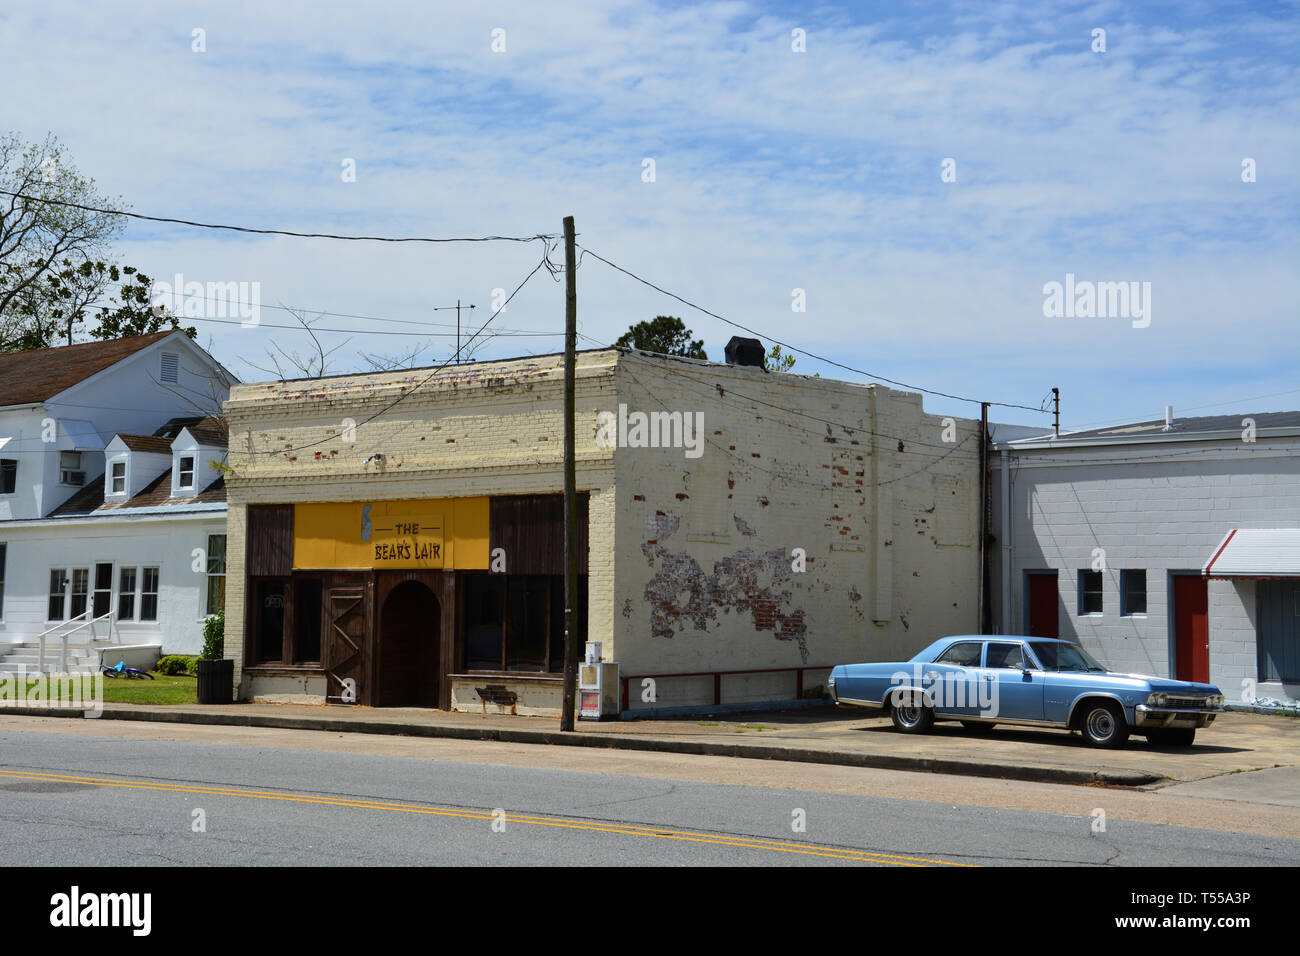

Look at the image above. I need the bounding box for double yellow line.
[0,768,973,866]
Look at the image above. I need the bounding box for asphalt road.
[1,724,1295,866]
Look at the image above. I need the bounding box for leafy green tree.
[0,131,192,349]
[614,315,707,359]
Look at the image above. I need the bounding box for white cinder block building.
[991,410,1300,706]
[0,333,235,668]
[222,342,984,716]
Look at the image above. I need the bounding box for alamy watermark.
[595,404,704,459]
[1042,273,1151,328]
[890,665,1000,717]
[0,666,102,717]
[150,273,261,327]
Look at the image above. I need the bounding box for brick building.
[222,344,983,717]
[991,410,1300,706]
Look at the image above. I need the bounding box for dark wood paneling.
[247,505,294,576]
[489,493,588,575]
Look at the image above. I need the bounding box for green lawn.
[8,673,197,706]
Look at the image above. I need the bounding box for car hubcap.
[1087,709,1114,740]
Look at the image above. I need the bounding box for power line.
[578,245,1050,415]
[75,298,564,339]
[620,364,978,491]
[601,344,981,454]
[242,252,551,457]
[0,189,554,244]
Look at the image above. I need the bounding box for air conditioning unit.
[578,642,619,720]
[60,470,85,486]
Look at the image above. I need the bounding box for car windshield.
[1029,641,1109,673]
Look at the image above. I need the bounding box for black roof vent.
[724,336,764,368]
[152,416,204,439]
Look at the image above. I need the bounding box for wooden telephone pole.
[560,215,579,731]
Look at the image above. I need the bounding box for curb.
[1,705,1163,788]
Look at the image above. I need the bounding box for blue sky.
[3,0,1296,430]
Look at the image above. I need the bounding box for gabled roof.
[50,471,226,517]
[179,416,227,449]
[0,332,175,408]
[115,434,174,455]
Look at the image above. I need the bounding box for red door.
[1027,573,1059,638]
[1173,575,1209,683]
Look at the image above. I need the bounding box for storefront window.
[296,577,323,663]
[462,572,585,673]
[256,580,287,662]
[508,576,549,671]
[465,574,504,670]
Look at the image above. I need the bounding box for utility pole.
[560,215,579,732]
[1052,387,1060,437]
[979,402,991,635]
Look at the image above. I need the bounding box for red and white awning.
[1204,529,1300,578]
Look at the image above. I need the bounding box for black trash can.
[196,659,233,704]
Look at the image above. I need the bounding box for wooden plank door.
[324,586,368,705]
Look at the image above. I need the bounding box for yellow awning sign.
[293,498,488,570]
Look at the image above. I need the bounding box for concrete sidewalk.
[5,701,1296,789]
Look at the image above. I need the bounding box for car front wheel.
[1079,701,1130,749]
[890,690,934,734]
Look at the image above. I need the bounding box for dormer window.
[109,461,127,495]
[178,456,195,490]
[59,451,85,487]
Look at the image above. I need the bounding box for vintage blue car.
[828,635,1224,748]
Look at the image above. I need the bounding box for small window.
[205,534,226,616]
[935,641,982,666]
[160,352,179,383]
[110,461,126,495]
[69,568,89,619]
[1077,570,1103,615]
[59,451,85,485]
[1120,570,1147,616]
[118,567,137,620]
[178,456,195,490]
[48,569,67,621]
[140,567,160,621]
[0,542,6,619]
[0,459,15,495]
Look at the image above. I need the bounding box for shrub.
[185,656,199,676]
[155,655,196,676]
[201,608,225,660]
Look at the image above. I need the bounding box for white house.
[0,332,236,670]
[991,409,1300,708]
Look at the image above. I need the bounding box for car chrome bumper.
[1134,705,1220,729]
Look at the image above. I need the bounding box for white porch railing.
[36,610,120,673]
